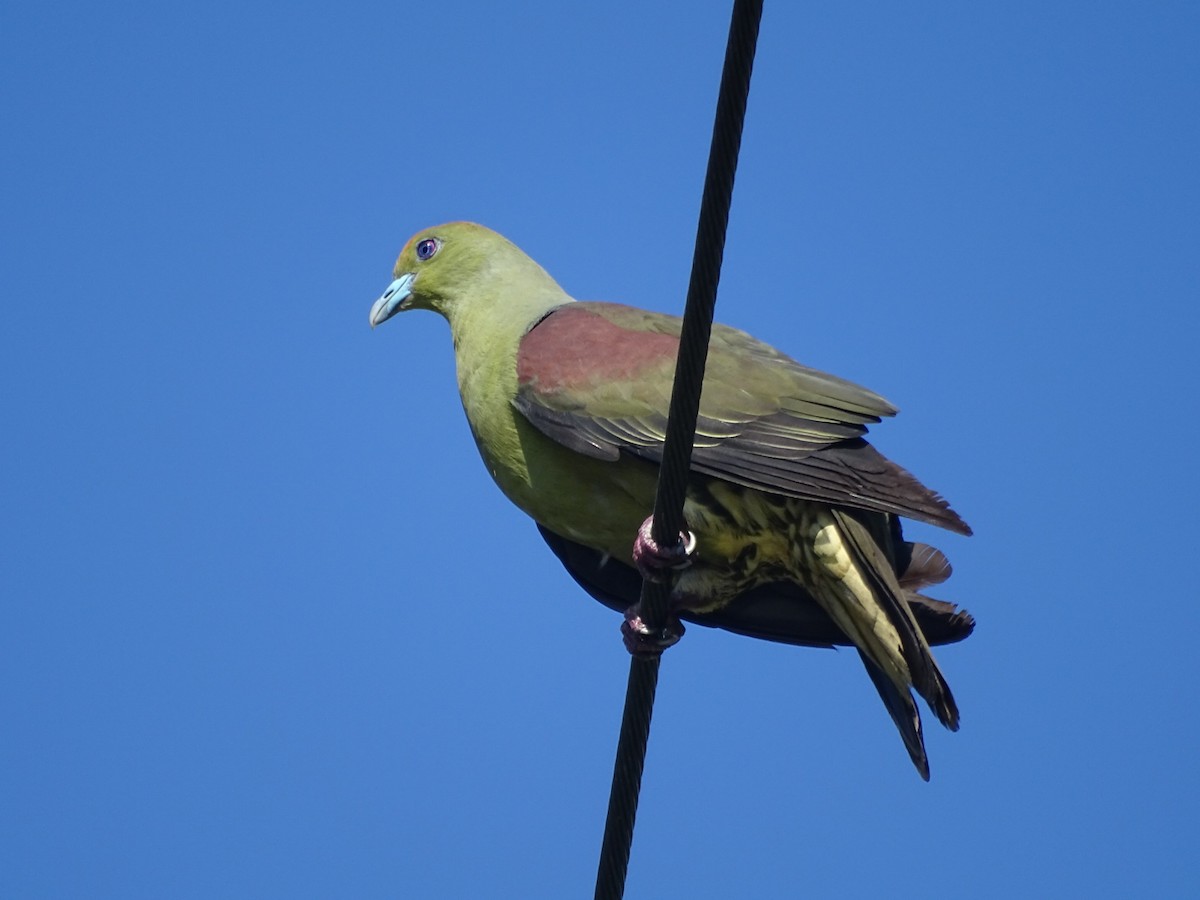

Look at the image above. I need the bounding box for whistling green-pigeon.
[369,222,973,779]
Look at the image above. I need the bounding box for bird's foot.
[621,607,686,657]
[632,515,697,583]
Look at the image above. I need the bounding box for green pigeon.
[369,221,974,779]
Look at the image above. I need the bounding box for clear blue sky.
[4,2,1198,897]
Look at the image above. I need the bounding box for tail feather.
[828,508,960,732]
[858,649,929,780]
[930,665,960,733]
[899,542,952,591]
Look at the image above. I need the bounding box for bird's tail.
[797,506,961,776]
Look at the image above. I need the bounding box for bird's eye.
[416,238,440,261]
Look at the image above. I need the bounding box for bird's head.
[369,221,568,332]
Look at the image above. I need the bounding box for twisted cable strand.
[593,3,763,898]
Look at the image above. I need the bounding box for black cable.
[593,2,763,897]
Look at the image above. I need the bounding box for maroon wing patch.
[517,304,677,392]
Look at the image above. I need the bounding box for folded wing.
[515,302,971,535]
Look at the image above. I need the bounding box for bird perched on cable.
[369,222,974,779]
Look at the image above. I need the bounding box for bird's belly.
[474,407,803,611]
[470,409,660,562]
[516,450,661,562]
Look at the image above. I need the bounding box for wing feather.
[515,302,971,535]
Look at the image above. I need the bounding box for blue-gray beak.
[369,272,416,327]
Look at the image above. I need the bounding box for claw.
[622,609,685,657]
[632,515,697,583]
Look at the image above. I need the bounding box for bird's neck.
[445,282,572,498]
